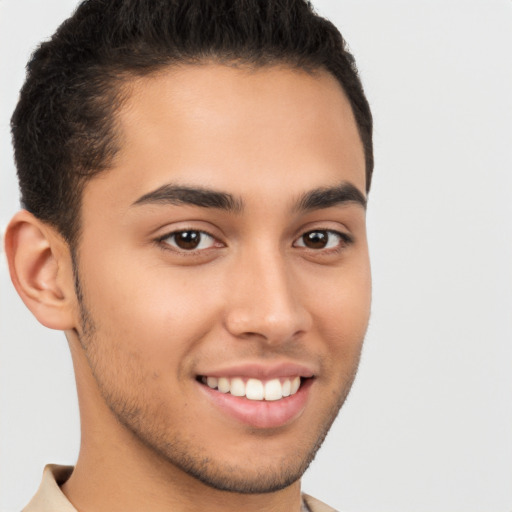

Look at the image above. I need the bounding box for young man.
[5,0,373,511]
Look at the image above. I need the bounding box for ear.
[4,210,78,330]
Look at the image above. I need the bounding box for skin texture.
[6,64,371,512]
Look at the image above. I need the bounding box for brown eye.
[174,231,201,249]
[294,230,350,250]
[302,231,329,249]
[161,230,217,251]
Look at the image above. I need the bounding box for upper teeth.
[202,376,301,401]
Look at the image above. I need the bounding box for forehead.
[84,64,365,212]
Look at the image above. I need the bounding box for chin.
[125,403,337,495]
[163,449,314,494]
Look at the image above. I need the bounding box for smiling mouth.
[198,376,306,401]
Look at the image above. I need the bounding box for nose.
[223,248,312,344]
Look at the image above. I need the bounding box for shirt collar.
[23,464,76,512]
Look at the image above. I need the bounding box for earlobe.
[4,210,77,330]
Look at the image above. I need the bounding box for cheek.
[80,252,224,369]
[312,265,371,359]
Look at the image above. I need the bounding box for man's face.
[72,64,371,493]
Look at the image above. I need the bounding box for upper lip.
[196,361,316,380]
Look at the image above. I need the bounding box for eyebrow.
[132,184,243,213]
[295,182,367,212]
[131,180,366,213]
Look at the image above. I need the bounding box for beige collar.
[23,465,76,512]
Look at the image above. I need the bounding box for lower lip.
[199,379,312,429]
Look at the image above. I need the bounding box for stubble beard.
[71,260,361,494]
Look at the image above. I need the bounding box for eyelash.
[155,229,223,253]
[155,228,353,255]
[293,230,353,253]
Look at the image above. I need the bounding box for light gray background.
[1,1,511,511]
